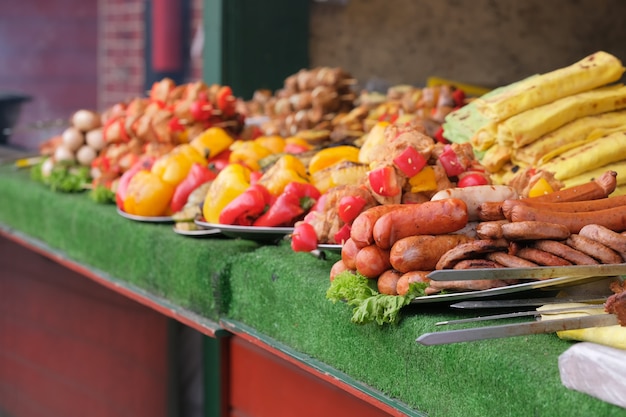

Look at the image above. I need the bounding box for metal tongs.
[426,263,626,281]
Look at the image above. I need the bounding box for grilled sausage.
[373,198,469,249]
[501,221,570,241]
[508,204,626,234]
[350,204,405,248]
[579,224,626,261]
[566,234,623,264]
[435,239,509,270]
[532,240,599,265]
[515,247,572,267]
[377,269,403,295]
[355,245,391,279]
[389,234,474,273]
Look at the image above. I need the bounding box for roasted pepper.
[254,135,285,154]
[308,145,360,175]
[218,183,273,226]
[408,165,438,193]
[151,144,206,186]
[257,154,309,196]
[253,182,320,227]
[202,163,251,223]
[123,170,175,217]
[170,163,217,213]
[190,126,235,159]
[228,140,273,171]
[115,156,155,209]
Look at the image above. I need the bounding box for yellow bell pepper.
[528,177,554,198]
[308,145,360,175]
[202,163,251,223]
[254,135,285,154]
[123,170,175,217]
[258,154,309,196]
[228,140,273,171]
[409,165,438,193]
[151,144,205,186]
[190,126,235,159]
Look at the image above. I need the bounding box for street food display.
[22,52,626,344]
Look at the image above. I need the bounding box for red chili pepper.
[393,146,427,178]
[253,182,321,227]
[368,166,401,197]
[219,184,272,226]
[337,195,368,224]
[438,145,465,177]
[291,222,318,252]
[115,156,155,209]
[170,163,218,213]
[216,86,236,118]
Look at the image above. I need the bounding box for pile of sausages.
[331,170,626,297]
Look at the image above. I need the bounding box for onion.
[61,127,85,152]
[76,145,97,166]
[72,109,101,132]
[54,145,75,162]
[85,128,105,151]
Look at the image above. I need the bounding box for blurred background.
[1,0,625,150]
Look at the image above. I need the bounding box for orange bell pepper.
[228,140,273,172]
[308,145,360,175]
[123,170,175,217]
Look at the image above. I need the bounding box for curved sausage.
[529,170,617,202]
[485,251,539,268]
[501,221,570,241]
[341,238,360,270]
[579,224,626,261]
[396,271,430,296]
[476,220,509,239]
[532,240,598,265]
[515,247,572,267]
[508,204,626,234]
[355,245,391,279]
[377,269,403,295]
[389,234,474,273]
[565,234,623,264]
[435,239,509,270]
[350,204,404,248]
[502,194,626,219]
[373,198,469,249]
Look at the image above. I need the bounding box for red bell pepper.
[219,183,273,226]
[368,166,401,197]
[337,195,368,224]
[291,222,318,252]
[333,223,351,245]
[253,182,321,227]
[438,145,466,177]
[115,156,155,209]
[393,146,427,178]
[170,163,218,213]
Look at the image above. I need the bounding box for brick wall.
[98,0,204,111]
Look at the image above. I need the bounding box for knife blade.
[427,263,626,281]
[450,296,608,309]
[416,314,619,345]
[435,304,606,325]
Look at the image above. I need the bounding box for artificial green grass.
[1,164,624,417]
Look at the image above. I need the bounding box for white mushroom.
[76,145,97,166]
[41,158,55,178]
[54,145,76,162]
[61,127,85,152]
[85,128,105,151]
[72,109,101,132]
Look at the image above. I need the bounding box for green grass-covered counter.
[0,164,623,417]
